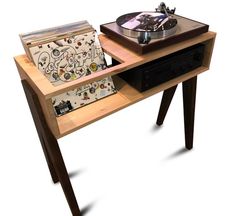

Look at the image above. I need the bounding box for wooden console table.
[14,31,216,215]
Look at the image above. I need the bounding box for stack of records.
[20,21,116,116]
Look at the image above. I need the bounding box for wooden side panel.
[14,55,54,96]
[39,98,60,138]
[14,57,60,138]
[202,34,216,68]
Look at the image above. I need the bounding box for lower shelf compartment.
[56,66,208,138]
[118,43,205,92]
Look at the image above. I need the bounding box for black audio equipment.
[117,43,205,92]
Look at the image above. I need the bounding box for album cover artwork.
[20,23,116,116]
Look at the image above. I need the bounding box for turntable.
[100,2,209,54]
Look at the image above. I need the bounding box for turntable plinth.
[100,14,209,54]
[14,31,216,215]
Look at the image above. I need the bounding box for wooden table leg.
[39,132,59,183]
[156,85,177,126]
[22,80,59,183]
[182,76,197,150]
[42,126,81,216]
[157,76,197,150]
[21,80,81,216]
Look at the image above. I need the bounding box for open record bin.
[19,21,116,117]
[15,25,216,140]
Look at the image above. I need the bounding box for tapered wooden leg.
[156,85,177,126]
[182,76,197,150]
[21,80,81,216]
[22,80,59,183]
[42,128,81,216]
[39,132,59,183]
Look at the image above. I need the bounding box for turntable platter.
[116,12,177,40]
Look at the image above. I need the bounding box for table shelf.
[57,66,208,138]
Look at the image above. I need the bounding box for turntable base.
[100,14,209,54]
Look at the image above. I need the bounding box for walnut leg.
[182,76,197,150]
[39,132,59,183]
[21,80,81,216]
[43,128,81,216]
[156,85,177,126]
[22,80,59,183]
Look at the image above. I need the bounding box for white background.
[1,0,235,215]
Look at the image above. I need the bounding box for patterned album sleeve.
[27,29,116,116]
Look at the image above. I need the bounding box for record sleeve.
[20,21,116,116]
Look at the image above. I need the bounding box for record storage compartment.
[117,43,205,92]
[15,32,216,139]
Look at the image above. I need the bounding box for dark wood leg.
[21,80,58,183]
[156,85,177,126]
[21,80,81,216]
[39,132,59,183]
[42,126,81,216]
[182,76,197,150]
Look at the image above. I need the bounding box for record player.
[100,2,209,54]
[100,3,210,92]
